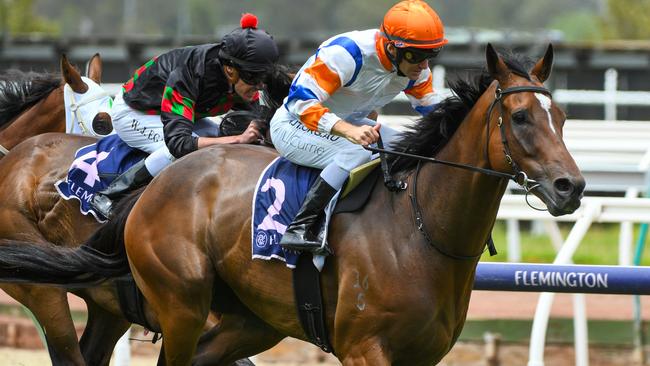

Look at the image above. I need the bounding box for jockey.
[270,0,447,251]
[91,13,279,218]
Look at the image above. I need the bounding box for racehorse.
[0,53,121,366]
[0,53,112,158]
[0,44,584,365]
[0,64,292,365]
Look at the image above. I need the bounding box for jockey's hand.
[334,121,381,146]
[237,122,263,144]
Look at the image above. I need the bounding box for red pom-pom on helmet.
[240,13,258,29]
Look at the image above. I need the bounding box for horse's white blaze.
[535,93,555,135]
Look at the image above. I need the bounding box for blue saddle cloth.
[55,134,147,222]
[252,157,323,268]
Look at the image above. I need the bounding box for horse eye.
[511,110,528,124]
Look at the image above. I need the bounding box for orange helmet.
[381,0,448,50]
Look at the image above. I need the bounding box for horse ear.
[61,54,88,93]
[531,44,554,83]
[485,43,508,82]
[86,53,102,84]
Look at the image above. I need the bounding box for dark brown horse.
[0,53,111,158]
[0,44,584,365]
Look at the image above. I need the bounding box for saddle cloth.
[251,157,381,268]
[55,134,147,222]
[252,157,323,268]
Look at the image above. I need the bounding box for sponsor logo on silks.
[394,41,405,48]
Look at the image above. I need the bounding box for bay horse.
[0,53,121,366]
[0,44,584,365]
[0,53,112,158]
[0,65,292,365]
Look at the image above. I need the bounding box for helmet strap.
[384,42,405,77]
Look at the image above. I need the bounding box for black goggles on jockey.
[238,68,269,86]
[399,47,442,64]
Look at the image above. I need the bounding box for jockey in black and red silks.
[91,13,279,219]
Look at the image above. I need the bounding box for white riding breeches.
[270,107,400,189]
[110,92,221,176]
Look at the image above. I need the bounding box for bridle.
[0,79,112,159]
[64,82,112,136]
[366,83,553,260]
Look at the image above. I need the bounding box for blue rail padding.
[474,262,650,295]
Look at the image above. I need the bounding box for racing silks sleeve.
[403,68,437,116]
[283,37,362,134]
[161,61,201,159]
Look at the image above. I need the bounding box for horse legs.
[2,284,85,366]
[129,243,214,365]
[147,288,211,365]
[192,311,284,366]
[78,299,131,366]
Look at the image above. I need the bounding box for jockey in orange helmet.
[270,0,448,252]
[380,0,448,77]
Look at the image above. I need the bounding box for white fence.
[497,195,650,366]
[396,66,650,121]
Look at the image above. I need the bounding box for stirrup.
[281,240,333,256]
[91,194,114,219]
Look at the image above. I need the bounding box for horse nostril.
[553,177,574,196]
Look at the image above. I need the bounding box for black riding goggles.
[238,69,269,86]
[401,47,442,64]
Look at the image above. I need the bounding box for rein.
[365,83,552,260]
[0,144,8,157]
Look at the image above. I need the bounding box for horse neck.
[413,92,509,260]
[0,95,65,151]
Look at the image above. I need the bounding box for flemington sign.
[513,268,608,290]
[473,262,650,295]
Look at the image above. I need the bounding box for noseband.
[366,83,553,260]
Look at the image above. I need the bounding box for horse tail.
[0,187,144,286]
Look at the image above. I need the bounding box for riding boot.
[90,159,153,219]
[280,177,337,252]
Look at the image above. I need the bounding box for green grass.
[481,222,650,265]
[460,318,650,346]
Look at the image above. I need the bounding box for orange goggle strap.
[380,24,446,49]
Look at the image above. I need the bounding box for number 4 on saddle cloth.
[55,134,147,222]
[252,157,380,268]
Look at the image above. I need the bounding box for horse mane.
[0,69,61,127]
[388,49,534,174]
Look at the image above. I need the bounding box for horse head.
[61,53,113,136]
[484,43,584,216]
